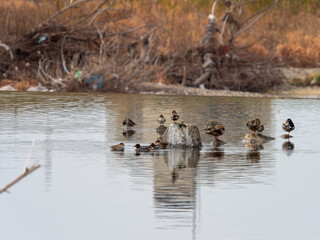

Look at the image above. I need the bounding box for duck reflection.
[245,143,263,163]
[122,130,136,138]
[204,146,225,161]
[156,125,167,136]
[282,141,295,156]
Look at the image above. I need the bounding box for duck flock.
[111,110,295,153]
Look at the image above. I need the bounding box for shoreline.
[134,82,320,99]
[1,82,319,99]
[1,67,319,99]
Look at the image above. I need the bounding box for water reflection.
[204,145,225,161]
[122,130,136,138]
[245,143,264,163]
[156,125,167,136]
[282,141,295,156]
[5,92,317,240]
[154,148,199,227]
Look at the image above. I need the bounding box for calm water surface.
[0,92,319,240]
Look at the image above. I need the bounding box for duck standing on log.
[205,124,225,141]
[247,118,263,135]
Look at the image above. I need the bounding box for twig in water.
[0,140,41,195]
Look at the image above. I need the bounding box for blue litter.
[86,74,103,90]
[38,33,48,43]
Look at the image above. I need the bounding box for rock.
[0,85,17,91]
[27,84,49,92]
[242,133,275,144]
[162,122,202,148]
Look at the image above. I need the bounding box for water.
[0,92,319,240]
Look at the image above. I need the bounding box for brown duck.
[282,118,295,135]
[110,143,125,151]
[247,118,263,135]
[205,124,225,141]
[123,118,136,130]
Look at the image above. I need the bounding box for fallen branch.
[0,140,41,195]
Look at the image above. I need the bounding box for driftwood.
[0,140,40,194]
[0,164,41,194]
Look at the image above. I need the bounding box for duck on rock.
[205,124,225,141]
[171,110,179,122]
[247,118,263,135]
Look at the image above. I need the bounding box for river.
[0,92,319,240]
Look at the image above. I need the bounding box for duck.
[247,118,262,135]
[155,140,168,149]
[157,114,166,125]
[149,143,160,150]
[134,144,151,153]
[257,124,264,133]
[204,120,220,131]
[110,143,125,151]
[123,118,136,130]
[205,124,225,141]
[179,122,187,128]
[282,118,295,135]
[171,110,180,122]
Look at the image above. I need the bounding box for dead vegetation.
[0,0,319,93]
[0,0,162,92]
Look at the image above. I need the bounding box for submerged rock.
[162,122,202,148]
[242,133,275,144]
[0,85,17,91]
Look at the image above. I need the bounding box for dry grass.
[1,0,320,66]
[1,0,320,92]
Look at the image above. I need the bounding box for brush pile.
[0,0,161,91]
[0,0,285,92]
